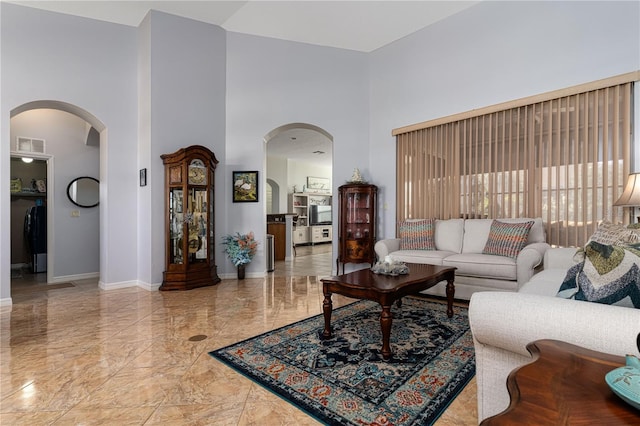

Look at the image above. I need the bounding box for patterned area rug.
[210,297,475,425]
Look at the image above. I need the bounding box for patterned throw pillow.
[589,220,638,245]
[482,220,534,259]
[398,219,435,250]
[557,242,640,308]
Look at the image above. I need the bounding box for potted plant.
[222,231,258,279]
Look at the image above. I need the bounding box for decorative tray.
[371,261,409,276]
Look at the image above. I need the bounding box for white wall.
[369,0,640,238]
[11,109,100,278]
[287,161,332,195]
[225,32,369,275]
[138,11,226,288]
[266,156,288,212]
[1,3,138,302]
[2,1,638,302]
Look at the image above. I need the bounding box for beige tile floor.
[2,246,477,425]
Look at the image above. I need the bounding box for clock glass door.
[187,188,207,263]
[169,188,184,265]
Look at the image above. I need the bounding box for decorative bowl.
[605,355,640,410]
[371,261,409,276]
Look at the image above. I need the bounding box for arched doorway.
[264,123,333,213]
[8,101,105,289]
[264,123,334,275]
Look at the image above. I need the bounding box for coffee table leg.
[380,304,393,360]
[446,277,455,318]
[322,292,333,339]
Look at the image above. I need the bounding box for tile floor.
[1,245,477,425]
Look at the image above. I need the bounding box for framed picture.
[307,176,330,191]
[233,171,258,202]
[139,168,147,187]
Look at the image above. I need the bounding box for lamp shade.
[614,173,640,207]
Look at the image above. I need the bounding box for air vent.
[15,137,45,154]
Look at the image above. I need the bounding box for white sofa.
[374,218,550,300]
[469,247,640,422]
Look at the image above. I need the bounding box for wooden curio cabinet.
[337,183,378,274]
[160,145,221,290]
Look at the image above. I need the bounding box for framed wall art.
[233,171,258,202]
[307,176,330,192]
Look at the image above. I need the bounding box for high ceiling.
[6,1,479,167]
[7,1,478,52]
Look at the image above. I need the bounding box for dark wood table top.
[321,263,456,294]
[481,339,639,425]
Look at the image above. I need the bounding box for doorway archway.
[8,100,105,289]
[264,123,334,271]
[264,122,333,213]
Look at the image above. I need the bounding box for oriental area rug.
[209,297,475,425]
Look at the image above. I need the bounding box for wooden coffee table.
[320,263,456,360]
[481,339,637,425]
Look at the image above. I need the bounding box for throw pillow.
[398,219,435,250]
[627,223,640,244]
[482,220,534,259]
[556,242,640,308]
[589,220,637,245]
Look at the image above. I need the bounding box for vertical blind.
[394,75,636,247]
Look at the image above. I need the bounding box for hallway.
[270,243,333,277]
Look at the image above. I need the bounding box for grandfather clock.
[160,145,221,290]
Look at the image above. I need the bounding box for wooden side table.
[481,339,639,425]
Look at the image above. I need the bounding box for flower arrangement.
[222,231,258,266]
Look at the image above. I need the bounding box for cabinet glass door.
[187,187,208,263]
[346,192,371,240]
[169,188,184,265]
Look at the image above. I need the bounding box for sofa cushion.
[398,219,435,250]
[435,219,465,253]
[461,219,494,253]
[482,220,534,259]
[388,250,455,266]
[519,269,568,296]
[443,253,517,281]
[557,243,640,308]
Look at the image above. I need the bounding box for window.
[394,73,636,247]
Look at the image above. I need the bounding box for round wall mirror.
[67,177,99,208]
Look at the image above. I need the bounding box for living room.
[2,1,639,299]
[2,1,639,424]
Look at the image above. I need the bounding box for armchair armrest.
[374,238,400,260]
[516,242,550,287]
[470,291,640,358]
[469,291,640,421]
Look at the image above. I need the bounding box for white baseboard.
[137,281,161,291]
[0,297,13,312]
[98,280,138,290]
[219,272,265,280]
[98,280,161,291]
[54,272,99,283]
